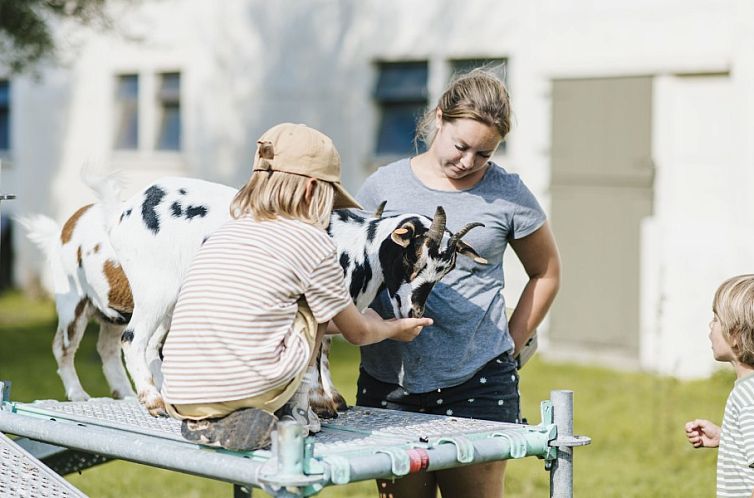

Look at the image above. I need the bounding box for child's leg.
[276,299,325,433]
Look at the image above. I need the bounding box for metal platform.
[0,388,589,497]
[0,431,87,498]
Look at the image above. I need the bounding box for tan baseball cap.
[252,123,362,210]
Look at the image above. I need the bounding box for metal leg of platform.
[234,484,253,497]
[550,390,574,498]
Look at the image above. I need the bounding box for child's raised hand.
[389,317,434,342]
[685,419,721,448]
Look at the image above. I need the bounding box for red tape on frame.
[407,448,430,473]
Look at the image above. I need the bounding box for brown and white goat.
[20,206,135,401]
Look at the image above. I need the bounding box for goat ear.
[456,240,488,264]
[391,223,414,247]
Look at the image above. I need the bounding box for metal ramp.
[0,431,87,498]
[0,389,589,497]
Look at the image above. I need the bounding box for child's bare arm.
[685,419,721,448]
[332,303,432,346]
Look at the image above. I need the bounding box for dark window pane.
[156,72,181,150]
[0,80,8,150]
[158,72,180,103]
[376,103,425,156]
[114,74,138,149]
[0,81,9,105]
[375,61,428,102]
[374,62,428,156]
[157,104,181,150]
[0,110,8,150]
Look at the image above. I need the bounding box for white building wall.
[2,0,753,378]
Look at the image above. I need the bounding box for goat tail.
[16,214,61,261]
[16,214,73,305]
[81,167,126,233]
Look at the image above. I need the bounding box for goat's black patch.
[349,256,372,300]
[411,281,434,311]
[334,209,365,224]
[185,205,208,220]
[379,218,426,295]
[338,252,351,276]
[119,208,133,223]
[178,188,187,195]
[366,220,379,243]
[380,239,407,295]
[121,329,135,344]
[170,201,183,217]
[97,310,132,325]
[142,185,167,234]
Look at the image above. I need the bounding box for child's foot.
[181,408,277,451]
[276,403,321,434]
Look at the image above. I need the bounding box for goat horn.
[450,222,484,246]
[427,206,446,243]
[373,200,387,219]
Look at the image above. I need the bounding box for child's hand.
[388,317,434,342]
[685,419,721,448]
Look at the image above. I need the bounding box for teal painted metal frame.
[0,382,589,497]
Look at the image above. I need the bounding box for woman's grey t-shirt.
[356,158,546,393]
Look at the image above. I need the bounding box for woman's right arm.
[332,303,432,346]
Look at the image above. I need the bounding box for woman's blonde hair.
[230,170,335,229]
[713,274,754,366]
[415,67,512,150]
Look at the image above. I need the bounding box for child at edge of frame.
[685,274,754,498]
[159,122,432,452]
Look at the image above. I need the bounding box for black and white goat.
[50,176,485,417]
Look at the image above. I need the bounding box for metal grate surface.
[0,432,87,498]
[14,399,184,441]
[324,406,521,437]
[11,400,527,460]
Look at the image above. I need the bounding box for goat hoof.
[139,391,168,417]
[311,404,339,419]
[68,392,91,402]
[333,394,349,412]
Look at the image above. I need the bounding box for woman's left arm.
[507,221,561,355]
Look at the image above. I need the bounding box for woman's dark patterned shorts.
[356,351,520,423]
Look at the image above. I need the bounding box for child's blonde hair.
[230,170,334,229]
[713,274,754,366]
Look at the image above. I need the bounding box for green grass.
[0,290,728,497]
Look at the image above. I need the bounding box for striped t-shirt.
[161,216,352,405]
[718,372,754,497]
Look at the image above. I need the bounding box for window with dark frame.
[374,61,428,156]
[156,72,181,151]
[114,74,139,150]
[0,80,9,151]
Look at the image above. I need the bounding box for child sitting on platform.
[160,123,432,451]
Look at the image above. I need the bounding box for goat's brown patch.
[66,299,88,349]
[76,246,83,267]
[103,260,134,314]
[60,204,94,245]
[93,243,101,254]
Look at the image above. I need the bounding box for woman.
[355,69,561,498]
